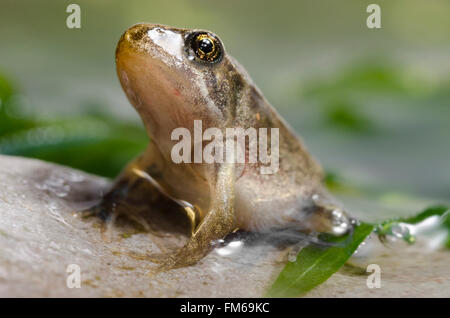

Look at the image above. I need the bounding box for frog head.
[116,23,250,156]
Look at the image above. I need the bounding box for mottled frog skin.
[90,23,353,271]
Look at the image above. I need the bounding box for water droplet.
[34,171,74,198]
[330,208,352,235]
[391,223,410,238]
[216,240,243,257]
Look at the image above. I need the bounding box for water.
[350,212,449,266]
[46,201,74,229]
[33,169,86,198]
[215,240,243,257]
[29,162,449,273]
[211,209,449,267]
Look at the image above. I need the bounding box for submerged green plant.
[266,205,450,297]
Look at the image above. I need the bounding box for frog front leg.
[148,162,236,272]
[79,141,179,233]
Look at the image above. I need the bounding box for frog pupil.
[198,38,213,54]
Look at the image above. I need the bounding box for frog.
[87,23,354,271]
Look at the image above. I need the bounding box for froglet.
[88,23,354,271]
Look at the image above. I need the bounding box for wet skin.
[91,23,353,271]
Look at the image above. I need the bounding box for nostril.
[127,24,151,42]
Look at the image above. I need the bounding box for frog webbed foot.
[77,199,136,240]
[76,171,170,240]
[76,198,117,237]
[78,197,118,222]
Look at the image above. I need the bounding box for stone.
[0,155,448,297]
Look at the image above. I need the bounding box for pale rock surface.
[0,155,448,297]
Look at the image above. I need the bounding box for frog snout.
[117,23,159,55]
[117,24,146,57]
[122,24,150,43]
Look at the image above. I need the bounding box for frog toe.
[74,201,121,241]
[146,246,207,274]
[76,199,117,221]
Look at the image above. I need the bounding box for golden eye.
[188,32,223,63]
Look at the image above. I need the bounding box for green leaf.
[266,222,373,297]
[400,205,449,225]
[324,99,375,134]
[0,118,147,178]
[376,205,450,246]
[0,72,14,103]
[267,205,450,298]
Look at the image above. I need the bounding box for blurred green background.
[0,0,449,220]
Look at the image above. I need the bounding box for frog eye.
[187,32,223,64]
